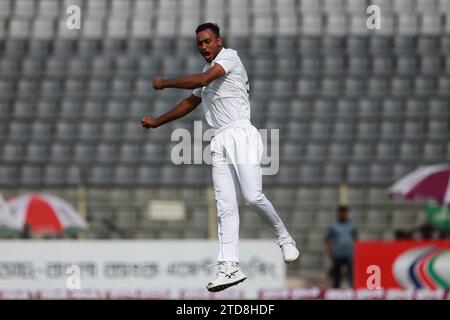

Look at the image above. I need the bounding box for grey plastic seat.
[96,144,117,163]
[352,143,373,161]
[418,37,440,55]
[370,164,394,184]
[89,166,113,185]
[41,80,62,100]
[250,37,272,53]
[136,166,161,185]
[68,58,91,78]
[403,120,425,140]
[64,79,86,98]
[323,57,344,75]
[328,143,350,162]
[26,143,49,163]
[251,56,274,77]
[300,56,321,75]
[272,79,293,97]
[274,37,297,54]
[391,78,412,97]
[43,166,66,186]
[21,57,44,77]
[78,122,100,141]
[423,144,446,162]
[299,38,321,54]
[347,163,369,184]
[184,165,209,185]
[347,36,369,54]
[336,99,356,118]
[305,143,327,161]
[394,37,416,54]
[405,99,426,118]
[282,143,302,162]
[276,56,298,77]
[427,120,449,141]
[399,143,421,162]
[421,55,441,75]
[135,79,155,99]
[358,98,380,118]
[348,57,369,76]
[296,78,319,97]
[321,78,342,97]
[87,79,109,99]
[73,143,96,164]
[106,101,129,119]
[161,165,184,186]
[429,99,449,117]
[83,100,105,119]
[45,57,68,78]
[276,166,300,185]
[310,122,331,140]
[101,122,123,142]
[13,101,34,118]
[8,122,29,141]
[17,80,38,98]
[356,121,378,141]
[370,37,393,55]
[60,100,83,119]
[0,166,18,186]
[333,118,354,141]
[53,39,76,57]
[20,165,42,186]
[322,164,344,185]
[142,143,166,164]
[49,143,72,163]
[2,143,25,162]
[91,56,114,77]
[438,77,450,97]
[118,144,141,164]
[368,78,389,96]
[379,121,401,141]
[382,98,403,119]
[299,164,322,185]
[123,121,144,141]
[416,77,436,97]
[372,57,394,75]
[376,143,397,162]
[286,122,309,141]
[113,165,136,186]
[396,56,417,75]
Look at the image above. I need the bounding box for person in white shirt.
[142,23,299,292]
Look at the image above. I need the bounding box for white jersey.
[193,48,250,129]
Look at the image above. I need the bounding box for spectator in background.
[325,205,358,289]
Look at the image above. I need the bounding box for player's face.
[197,29,222,63]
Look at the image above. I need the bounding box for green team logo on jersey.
[425,204,450,230]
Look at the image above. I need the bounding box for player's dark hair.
[196,23,220,37]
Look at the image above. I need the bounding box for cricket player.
[142,23,299,292]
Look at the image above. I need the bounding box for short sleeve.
[192,88,202,97]
[214,52,239,74]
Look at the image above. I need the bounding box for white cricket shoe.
[277,238,300,263]
[206,262,247,292]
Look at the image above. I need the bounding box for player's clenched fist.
[141,115,158,129]
[152,76,165,90]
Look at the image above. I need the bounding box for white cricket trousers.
[211,119,291,263]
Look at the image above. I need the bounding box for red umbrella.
[389,164,450,206]
[5,193,88,235]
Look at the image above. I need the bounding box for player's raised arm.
[152,64,225,90]
[141,94,202,129]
